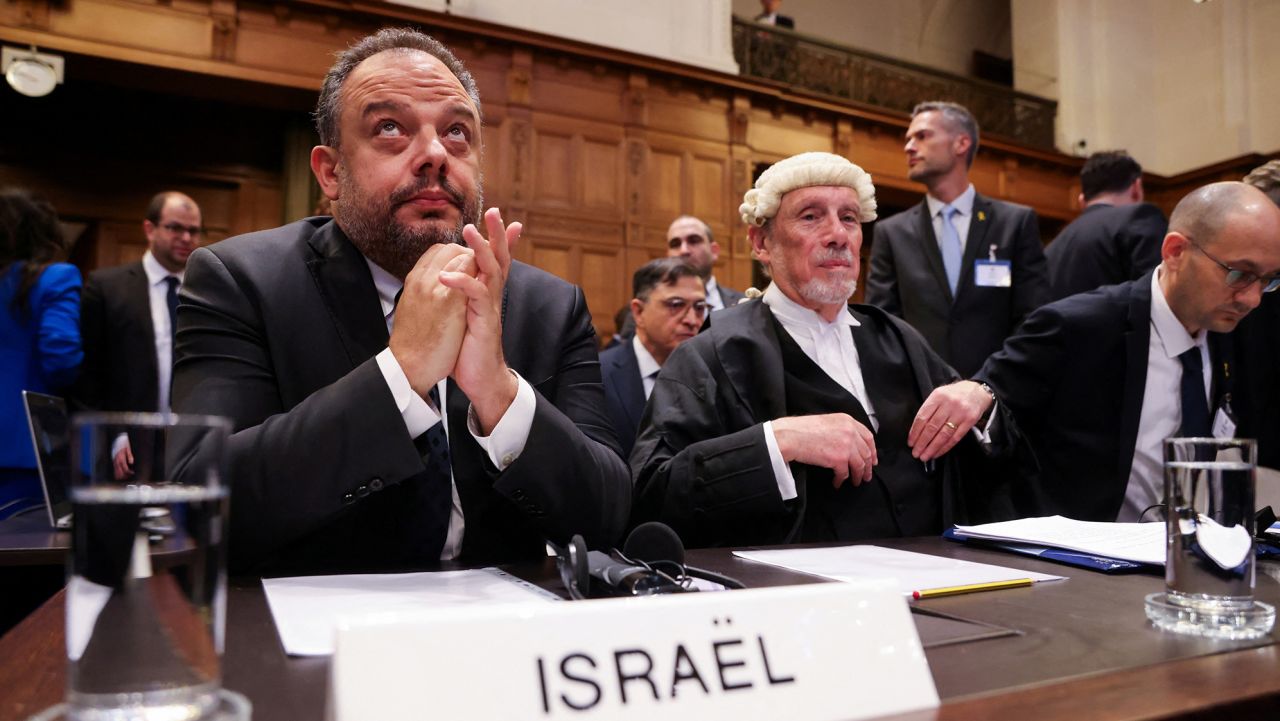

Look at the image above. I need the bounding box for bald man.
[973,182,1280,521]
[78,191,203,414]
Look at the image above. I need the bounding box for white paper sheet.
[733,545,1063,596]
[952,515,1166,565]
[262,568,558,656]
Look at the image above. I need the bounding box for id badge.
[974,259,1012,287]
[1213,403,1238,439]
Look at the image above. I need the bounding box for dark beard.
[338,173,482,279]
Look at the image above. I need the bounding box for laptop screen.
[22,391,71,527]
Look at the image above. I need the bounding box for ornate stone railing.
[732,17,1057,149]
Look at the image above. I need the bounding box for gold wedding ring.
[943,421,958,431]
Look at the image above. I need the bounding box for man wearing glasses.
[78,191,203,417]
[974,182,1280,522]
[600,258,707,457]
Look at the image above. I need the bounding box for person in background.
[867,101,1050,378]
[754,0,794,29]
[600,258,706,457]
[1045,150,1167,301]
[0,189,81,518]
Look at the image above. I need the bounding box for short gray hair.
[314,27,481,148]
[912,101,979,168]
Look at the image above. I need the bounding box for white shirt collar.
[364,257,403,322]
[1150,265,1202,359]
[631,335,662,380]
[761,282,859,331]
[141,250,183,286]
[926,183,976,219]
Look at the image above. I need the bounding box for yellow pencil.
[912,578,1034,600]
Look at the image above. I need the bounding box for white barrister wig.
[739,152,878,226]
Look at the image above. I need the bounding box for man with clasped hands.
[173,29,630,574]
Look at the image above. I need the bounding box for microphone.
[623,522,746,590]
[584,550,684,596]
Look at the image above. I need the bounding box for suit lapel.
[710,300,787,423]
[126,262,160,389]
[304,222,390,368]
[910,201,952,302]
[956,195,992,299]
[1116,275,1154,484]
[613,346,647,429]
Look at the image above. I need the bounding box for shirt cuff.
[468,370,535,471]
[376,347,440,438]
[763,420,798,501]
[970,400,998,445]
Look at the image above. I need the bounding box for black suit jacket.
[172,218,631,574]
[631,298,1023,549]
[1045,202,1166,301]
[1232,292,1280,469]
[867,194,1050,377]
[77,261,161,412]
[714,283,746,309]
[974,273,1238,521]
[599,342,646,459]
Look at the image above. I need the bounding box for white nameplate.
[330,583,937,721]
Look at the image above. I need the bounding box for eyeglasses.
[650,297,709,317]
[1188,238,1280,294]
[160,222,203,237]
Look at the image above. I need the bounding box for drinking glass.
[1144,437,1275,639]
[33,412,249,720]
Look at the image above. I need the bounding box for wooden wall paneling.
[746,105,836,159]
[46,1,214,61]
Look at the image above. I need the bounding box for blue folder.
[942,528,1152,573]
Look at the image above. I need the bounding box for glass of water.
[34,413,250,721]
[1145,437,1275,639]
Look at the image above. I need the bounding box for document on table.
[262,568,558,656]
[733,545,1063,596]
[952,515,1166,566]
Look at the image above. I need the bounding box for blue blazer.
[599,341,646,459]
[0,262,82,472]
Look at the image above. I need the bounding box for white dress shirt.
[140,251,182,413]
[761,283,879,501]
[705,276,726,311]
[925,184,977,255]
[365,258,537,559]
[1118,267,1211,522]
[632,335,661,400]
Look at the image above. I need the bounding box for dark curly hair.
[0,188,65,317]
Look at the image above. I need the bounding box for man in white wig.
[632,152,1030,548]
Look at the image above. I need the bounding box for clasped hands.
[389,207,521,435]
[771,381,995,487]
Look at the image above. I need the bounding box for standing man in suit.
[973,182,1280,521]
[634,152,1026,549]
[1046,150,1167,301]
[78,191,202,416]
[867,101,1050,378]
[172,28,630,575]
[666,215,744,311]
[600,258,706,457]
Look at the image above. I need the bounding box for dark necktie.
[392,288,452,559]
[413,385,453,559]
[164,276,180,356]
[1178,347,1211,437]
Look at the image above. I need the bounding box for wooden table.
[2,538,1278,721]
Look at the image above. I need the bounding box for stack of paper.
[952,516,1166,566]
